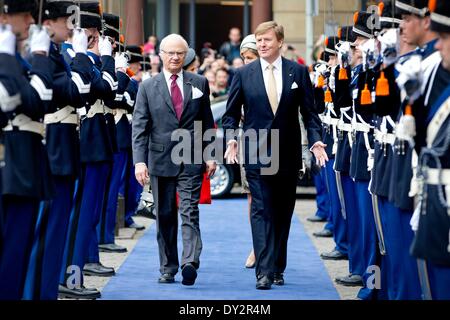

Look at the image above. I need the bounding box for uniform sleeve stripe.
[67,48,76,59]
[124,92,135,107]
[115,94,124,101]
[102,72,118,91]
[30,75,53,101]
[71,72,91,94]
[0,82,22,112]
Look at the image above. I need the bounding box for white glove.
[0,25,16,56]
[360,38,379,71]
[72,28,88,54]
[98,36,113,57]
[337,41,351,67]
[329,65,337,91]
[29,26,51,55]
[115,52,129,70]
[395,54,423,102]
[378,28,400,67]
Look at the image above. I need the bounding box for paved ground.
[82,189,359,300]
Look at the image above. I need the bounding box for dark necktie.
[170,74,183,120]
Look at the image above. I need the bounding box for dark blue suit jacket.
[222,57,322,175]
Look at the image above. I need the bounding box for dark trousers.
[150,166,203,275]
[0,196,40,299]
[59,162,110,287]
[324,159,348,255]
[23,176,76,300]
[313,168,333,231]
[118,150,143,227]
[100,151,127,244]
[245,169,298,279]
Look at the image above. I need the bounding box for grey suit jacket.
[132,70,215,177]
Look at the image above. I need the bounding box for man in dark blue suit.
[222,21,327,290]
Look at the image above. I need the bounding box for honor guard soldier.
[391,0,442,299]
[409,0,450,300]
[22,0,95,300]
[97,13,131,253]
[318,36,350,262]
[367,0,423,300]
[348,11,381,300]
[121,45,145,231]
[309,53,334,238]
[333,25,366,288]
[0,0,55,300]
[58,0,117,299]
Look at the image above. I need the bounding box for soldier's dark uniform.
[347,11,381,300]
[58,1,117,299]
[97,14,135,251]
[319,36,349,261]
[0,0,55,300]
[368,0,428,300]
[22,0,95,300]
[333,25,366,286]
[120,45,144,230]
[410,0,450,300]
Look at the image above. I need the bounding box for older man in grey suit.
[132,34,216,286]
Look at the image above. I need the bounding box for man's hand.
[310,141,329,167]
[135,163,149,187]
[224,140,239,164]
[205,160,217,178]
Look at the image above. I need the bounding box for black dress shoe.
[256,275,272,290]
[58,285,101,300]
[307,215,327,222]
[320,249,348,260]
[83,262,115,277]
[127,222,145,231]
[181,263,197,286]
[98,243,128,253]
[273,273,284,286]
[158,273,175,283]
[313,229,333,237]
[335,274,363,287]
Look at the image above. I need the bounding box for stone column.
[251,0,272,32]
[125,0,144,45]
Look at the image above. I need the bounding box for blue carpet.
[101,198,340,300]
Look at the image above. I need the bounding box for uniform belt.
[114,108,128,124]
[353,122,372,133]
[425,168,450,186]
[338,122,352,132]
[322,117,339,126]
[86,100,114,118]
[44,106,79,125]
[3,114,45,137]
[374,129,396,145]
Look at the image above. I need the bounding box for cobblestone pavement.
[80,193,358,300]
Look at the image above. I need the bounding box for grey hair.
[159,34,189,52]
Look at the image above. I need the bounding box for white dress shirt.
[260,55,283,104]
[163,68,184,99]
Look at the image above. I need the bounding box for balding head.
[159,34,189,74]
[159,34,189,52]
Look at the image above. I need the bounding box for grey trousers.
[150,167,203,275]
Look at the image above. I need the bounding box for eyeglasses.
[161,50,187,58]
